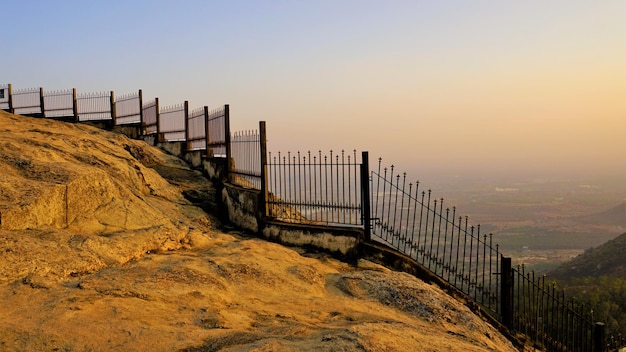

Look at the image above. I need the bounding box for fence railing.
[369,159,501,315]
[206,104,230,158]
[512,266,596,352]
[2,82,623,352]
[142,98,159,135]
[230,125,263,189]
[159,101,187,142]
[43,88,75,118]
[0,84,9,110]
[77,91,113,122]
[115,90,142,125]
[187,106,207,151]
[12,87,42,115]
[266,149,363,225]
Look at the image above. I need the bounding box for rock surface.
[0,111,517,351]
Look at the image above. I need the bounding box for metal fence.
[3,82,623,351]
[266,149,363,225]
[142,98,158,135]
[115,90,142,125]
[187,106,207,151]
[0,84,10,110]
[43,89,75,118]
[12,87,41,115]
[230,127,263,189]
[159,102,187,142]
[512,266,596,352]
[369,159,501,315]
[206,105,229,158]
[77,91,113,121]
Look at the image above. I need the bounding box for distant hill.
[549,232,626,280]
[574,202,626,227]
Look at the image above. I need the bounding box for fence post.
[224,104,231,182]
[184,100,190,148]
[501,256,513,330]
[203,106,209,152]
[110,91,116,126]
[154,97,160,145]
[72,88,78,122]
[39,87,45,117]
[138,89,144,135]
[8,84,13,114]
[259,121,269,218]
[594,322,605,352]
[360,151,372,241]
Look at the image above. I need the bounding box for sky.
[3,0,625,185]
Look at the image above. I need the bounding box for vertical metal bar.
[361,151,371,241]
[374,158,382,230]
[447,207,456,282]
[398,173,406,249]
[461,217,469,293]
[428,198,437,269]
[441,207,450,277]
[341,150,346,223]
[435,198,444,271]
[8,84,13,113]
[39,87,45,117]
[409,181,420,259]
[453,214,462,286]
[501,256,513,330]
[72,88,78,122]
[259,121,268,218]
[380,166,388,240]
[224,104,231,182]
[138,90,144,134]
[468,225,475,296]
[298,151,303,221]
[392,172,400,247]
[403,182,413,253]
[184,101,190,146]
[110,91,116,125]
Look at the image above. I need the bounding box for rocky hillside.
[0,111,516,351]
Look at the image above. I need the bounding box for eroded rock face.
[0,111,202,284]
[0,111,516,351]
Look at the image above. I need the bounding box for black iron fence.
[369,159,501,315]
[2,82,623,352]
[230,122,264,189]
[512,266,596,352]
[266,149,364,225]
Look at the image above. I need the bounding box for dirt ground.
[0,111,517,351]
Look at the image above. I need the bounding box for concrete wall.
[137,137,364,259]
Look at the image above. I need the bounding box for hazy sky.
[3,1,625,183]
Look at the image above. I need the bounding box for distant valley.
[417,174,626,272]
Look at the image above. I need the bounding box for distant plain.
[420,174,626,272]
